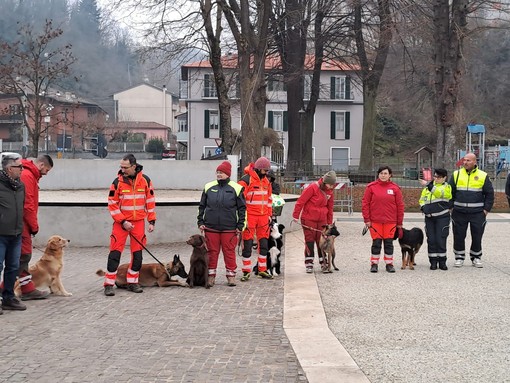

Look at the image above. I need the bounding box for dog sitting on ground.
[96,254,188,287]
[319,223,340,273]
[395,227,424,270]
[253,221,285,276]
[15,235,72,297]
[186,234,209,288]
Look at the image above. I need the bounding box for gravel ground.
[315,213,510,383]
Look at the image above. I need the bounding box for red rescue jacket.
[108,165,156,223]
[362,179,404,225]
[21,159,41,235]
[292,179,334,224]
[238,163,272,217]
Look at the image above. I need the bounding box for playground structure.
[459,124,510,176]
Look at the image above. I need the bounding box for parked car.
[270,161,285,175]
[161,149,177,160]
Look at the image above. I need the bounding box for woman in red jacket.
[362,166,404,273]
[293,171,336,273]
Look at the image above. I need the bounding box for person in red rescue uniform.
[103,154,156,296]
[18,154,54,300]
[292,171,336,273]
[238,157,273,281]
[362,166,404,273]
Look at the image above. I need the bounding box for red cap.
[216,161,232,177]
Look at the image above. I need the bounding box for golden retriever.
[15,235,72,297]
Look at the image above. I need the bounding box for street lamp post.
[45,104,53,154]
[298,108,306,172]
[44,115,50,153]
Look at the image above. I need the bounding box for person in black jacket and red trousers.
[197,161,246,287]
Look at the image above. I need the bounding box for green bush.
[146,137,164,153]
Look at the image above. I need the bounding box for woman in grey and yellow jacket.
[419,168,452,270]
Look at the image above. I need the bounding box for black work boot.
[127,283,143,293]
[2,297,27,311]
[429,257,438,270]
[370,263,378,273]
[386,264,396,273]
[438,257,448,270]
[104,285,115,296]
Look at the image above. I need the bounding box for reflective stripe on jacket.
[197,178,246,231]
[238,166,272,217]
[108,166,156,223]
[450,167,494,213]
[419,181,452,217]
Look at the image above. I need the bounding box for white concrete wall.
[34,199,298,247]
[38,157,238,190]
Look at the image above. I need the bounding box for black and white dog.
[254,221,285,276]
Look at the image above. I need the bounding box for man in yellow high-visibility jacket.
[449,153,494,268]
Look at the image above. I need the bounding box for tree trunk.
[221,0,271,166]
[359,86,377,171]
[355,0,393,172]
[202,0,233,154]
[432,0,468,168]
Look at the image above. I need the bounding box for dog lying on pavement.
[319,223,340,273]
[394,227,424,270]
[15,235,72,297]
[96,254,188,287]
[186,234,209,288]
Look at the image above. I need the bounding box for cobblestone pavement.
[0,241,307,383]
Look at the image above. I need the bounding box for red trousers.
[205,230,238,277]
[109,220,146,253]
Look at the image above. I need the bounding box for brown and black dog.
[96,254,188,287]
[15,235,72,297]
[319,223,340,273]
[186,234,209,288]
[395,227,424,270]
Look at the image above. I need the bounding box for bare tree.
[112,0,237,154]
[0,20,75,157]
[388,0,510,167]
[354,0,394,172]
[218,0,272,165]
[272,0,352,173]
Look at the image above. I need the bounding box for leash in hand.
[130,235,173,280]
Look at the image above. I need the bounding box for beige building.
[180,55,364,170]
[112,83,181,136]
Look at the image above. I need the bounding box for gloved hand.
[30,230,38,236]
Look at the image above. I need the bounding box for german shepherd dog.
[319,223,340,273]
[395,227,424,270]
[96,254,188,287]
[186,234,209,289]
[253,221,285,276]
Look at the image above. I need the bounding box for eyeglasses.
[120,165,134,170]
[10,165,23,169]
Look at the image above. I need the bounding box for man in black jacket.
[0,152,26,313]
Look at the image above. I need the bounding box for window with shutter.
[331,111,350,140]
[204,110,210,138]
[203,74,217,98]
[331,76,347,99]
